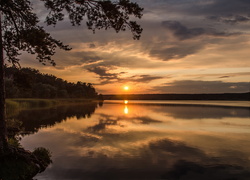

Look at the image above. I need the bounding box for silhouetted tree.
[0,0,143,150]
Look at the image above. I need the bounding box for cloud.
[194,0,250,16]
[219,76,230,79]
[86,64,163,85]
[150,43,204,60]
[207,15,250,24]
[163,0,250,19]
[140,0,250,24]
[129,75,163,83]
[162,20,239,40]
[153,80,250,93]
[21,0,250,94]
[86,66,122,82]
[79,53,102,63]
[89,43,96,48]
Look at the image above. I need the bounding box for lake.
[19,100,250,180]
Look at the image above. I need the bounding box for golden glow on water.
[20,101,250,180]
[124,105,129,114]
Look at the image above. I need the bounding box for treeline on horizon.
[104,93,250,101]
[5,66,102,99]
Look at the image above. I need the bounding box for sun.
[123,86,129,91]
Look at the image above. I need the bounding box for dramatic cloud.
[86,66,123,83]
[173,0,250,17]
[87,65,163,85]
[150,43,204,60]
[129,75,163,83]
[207,15,250,24]
[162,20,239,40]
[154,80,250,94]
[14,0,250,94]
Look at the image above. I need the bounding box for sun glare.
[124,86,129,91]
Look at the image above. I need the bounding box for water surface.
[19,100,250,180]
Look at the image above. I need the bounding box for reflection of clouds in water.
[162,160,250,180]
[31,127,250,179]
[86,113,163,134]
[146,105,250,120]
[35,136,250,180]
[19,103,250,180]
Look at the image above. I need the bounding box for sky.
[18,0,250,94]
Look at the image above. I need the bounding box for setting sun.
[123,86,129,91]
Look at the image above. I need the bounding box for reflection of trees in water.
[0,119,52,180]
[4,103,250,179]
[16,102,98,134]
[1,102,99,179]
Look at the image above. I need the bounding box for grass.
[6,98,95,118]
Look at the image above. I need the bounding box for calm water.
[19,100,250,180]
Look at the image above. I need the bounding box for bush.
[32,147,52,167]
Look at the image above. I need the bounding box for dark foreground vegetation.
[1,66,102,180]
[1,100,53,180]
[1,99,101,180]
[5,66,102,99]
[0,146,52,180]
[104,92,250,101]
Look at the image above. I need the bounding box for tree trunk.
[0,13,8,151]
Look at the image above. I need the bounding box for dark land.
[4,66,100,99]
[104,92,250,101]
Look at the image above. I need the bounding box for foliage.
[42,0,143,39]
[0,146,52,180]
[5,66,99,98]
[0,0,71,66]
[0,115,52,180]
[0,0,143,153]
[0,154,38,180]
[0,0,143,66]
[32,147,52,167]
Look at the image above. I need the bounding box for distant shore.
[103,92,250,101]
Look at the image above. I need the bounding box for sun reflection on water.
[123,100,129,114]
[20,101,250,180]
[124,106,129,114]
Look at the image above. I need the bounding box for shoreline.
[103,92,250,101]
[104,99,250,108]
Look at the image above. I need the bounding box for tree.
[0,0,143,150]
